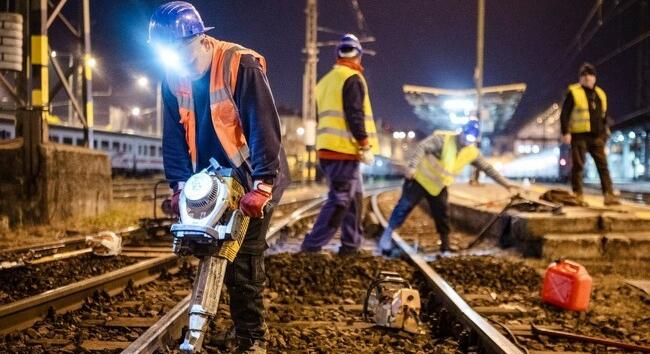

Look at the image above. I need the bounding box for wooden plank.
[265,303,364,311]
[121,247,171,252]
[26,338,72,346]
[625,279,650,296]
[80,319,105,327]
[529,352,590,354]
[474,305,526,316]
[114,301,141,308]
[462,293,496,302]
[105,317,159,328]
[80,340,130,351]
[271,321,374,330]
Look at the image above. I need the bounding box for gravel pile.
[171,252,458,354]
[265,252,416,305]
[0,254,139,304]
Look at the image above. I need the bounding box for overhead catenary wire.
[530,0,643,119]
[348,0,371,36]
[595,29,650,65]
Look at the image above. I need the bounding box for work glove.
[170,186,182,216]
[240,180,273,218]
[359,146,375,166]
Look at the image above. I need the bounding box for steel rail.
[370,191,523,354]
[0,253,179,335]
[0,226,142,261]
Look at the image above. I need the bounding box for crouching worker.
[378,119,517,255]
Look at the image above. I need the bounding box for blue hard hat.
[461,119,480,143]
[336,33,363,58]
[148,1,214,44]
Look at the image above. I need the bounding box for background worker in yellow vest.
[560,63,620,206]
[149,2,289,352]
[300,34,379,255]
[379,119,518,255]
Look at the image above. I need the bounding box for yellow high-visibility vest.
[414,131,480,196]
[568,83,607,134]
[315,65,380,155]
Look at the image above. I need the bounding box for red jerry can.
[541,259,592,311]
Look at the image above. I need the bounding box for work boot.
[235,338,266,354]
[378,226,394,252]
[338,245,360,256]
[439,233,452,253]
[381,247,401,258]
[603,193,621,206]
[574,193,589,207]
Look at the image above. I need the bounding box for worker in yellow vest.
[379,119,518,255]
[301,34,379,255]
[560,63,620,206]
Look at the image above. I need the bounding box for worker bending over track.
[379,120,518,255]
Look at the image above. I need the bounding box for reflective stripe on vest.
[414,131,480,196]
[315,65,380,155]
[168,36,267,170]
[568,83,607,134]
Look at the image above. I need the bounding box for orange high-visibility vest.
[167,36,267,170]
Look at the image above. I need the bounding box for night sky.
[52,0,644,134]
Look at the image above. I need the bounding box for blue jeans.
[301,159,364,251]
[387,180,450,248]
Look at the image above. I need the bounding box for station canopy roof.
[403,83,526,135]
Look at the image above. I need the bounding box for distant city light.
[407,131,415,139]
[296,127,305,136]
[51,51,57,58]
[87,57,97,68]
[442,98,475,112]
[449,112,469,125]
[131,107,141,116]
[137,76,149,88]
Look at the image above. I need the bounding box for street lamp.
[135,75,163,136]
[87,57,97,69]
[137,76,149,88]
[131,107,141,116]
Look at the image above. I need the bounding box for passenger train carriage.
[0,117,163,174]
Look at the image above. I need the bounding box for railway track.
[376,189,650,354]
[3,185,646,353]
[0,190,343,353]
[122,187,523,354]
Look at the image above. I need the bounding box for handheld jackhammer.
[170,158,250,353]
